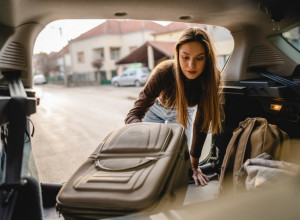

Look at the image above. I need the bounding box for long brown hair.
[173,27,224,133]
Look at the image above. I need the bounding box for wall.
[69,30,157,81]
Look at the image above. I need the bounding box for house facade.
[116,23,207,69]
[116,23,234,72]
[55,45,72,80]
[68,20,165,83]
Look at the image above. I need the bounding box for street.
[31,84,141,183]
[31,84,211,184]
[32,84,215,220]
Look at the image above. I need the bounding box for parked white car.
[112,67,150,87]
[33,74,47,85]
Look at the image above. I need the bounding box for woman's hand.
[190,156,210,186]
[192,167,210,186]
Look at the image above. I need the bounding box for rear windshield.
[282,25,300,52]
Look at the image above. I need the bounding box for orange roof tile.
[116,41,176,64]
[148,41,175,57]
[73,20,165,41]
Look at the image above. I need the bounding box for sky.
[33,19,170,54]
[34,19,105,54]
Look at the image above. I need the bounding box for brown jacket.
[125,60,207,158]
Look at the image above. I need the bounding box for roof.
[49,45,69,58]
[149,41,175,57]
[116,41,175,64]
[73,20,165,41]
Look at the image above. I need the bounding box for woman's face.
[178,41,206,80]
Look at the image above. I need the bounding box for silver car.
[112,67,150,87]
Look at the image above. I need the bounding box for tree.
[92,58,103,70]
[33,52,59,77]
[91,58,104,83]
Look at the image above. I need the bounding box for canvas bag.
[218,117,290,196]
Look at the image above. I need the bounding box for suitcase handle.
[94,157,159,172]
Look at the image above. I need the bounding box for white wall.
[70,35,121,75]
[68,25,234,80]
[69,30,157,80]
[154,31,182,42]
[120,31,156,57]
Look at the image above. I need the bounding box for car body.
[112,67,150,87]
[0,0,299,220]
[33,74,47,85]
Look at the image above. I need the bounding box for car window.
[282,25,300,52]
[142,68,150,74]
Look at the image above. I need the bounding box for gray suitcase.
[56,122,191,219]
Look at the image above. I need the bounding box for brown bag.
[218,117,290,196]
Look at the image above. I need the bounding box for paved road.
[31,84,141,183]
[31,83,210,184]
[32,84,214,220]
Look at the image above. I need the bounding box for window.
[282,25,300,51]
[142,67,150,74]
[77,51,85,63]
[110,47,121,60]
[93,48,104,59]
[129,71,136,76]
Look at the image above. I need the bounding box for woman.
[125,27,224,186]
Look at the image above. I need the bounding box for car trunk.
[215,78,300,162]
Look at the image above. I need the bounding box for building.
[32,52,50,76]
[116,23,206,69]
[116,23,234,71]
[53,45,71,82]
[68,20,165,83]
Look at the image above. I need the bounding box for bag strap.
[219,118,256,187]
[0,71,28,220]
[232,118,257,188]
[219,120,246,185]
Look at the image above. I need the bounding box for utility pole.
[59,27,68,87]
